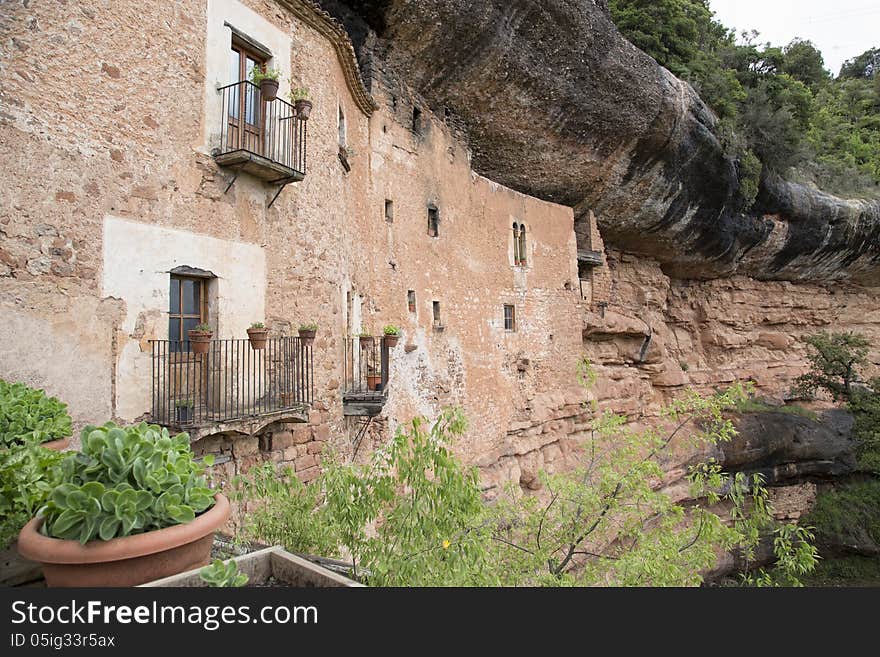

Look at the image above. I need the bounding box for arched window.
[518,223,527,266]
[512,222,521,264]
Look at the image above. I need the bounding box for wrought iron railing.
[150,337,313,427]
[216,80,307,176]
[343,336,390,399]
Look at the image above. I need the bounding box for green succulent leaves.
[199,559,249,587]
[0,379,72,447]
[41,422,215,544]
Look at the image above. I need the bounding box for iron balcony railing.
[150,337,313,428]
[343,336,390,401]
[215,80,307,178]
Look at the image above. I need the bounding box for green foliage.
[357,331,372,338]
[609,1,880,195]
[802,480,880,556]
[0,380,72,447]
[192,323,211,332]
[235,377,817,585]
[731,397,817,421]
[792,331,870,401]
[805,554,880,586]
[299,322,318,331]
[0,444,64,550]
[849,381,880,473]
[289,86,310,101]
[199,559,249,587]
[231,462,339,556]
[174,399,194,408]
[41,422,215,544]
[382,325,400,336]
[250,322,265,329]
[248,67,280,83]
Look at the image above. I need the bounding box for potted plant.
[383,324,401,348]
[0,380,72,451]
[298,322,317,347]
[175,399,194,425]
[16,421,229,587]
[289,87,312,120]
[358,331,373,350]
[247,322,269,350]
[249,66,281,101]
[188,323,213,355]
[366,366,382,392]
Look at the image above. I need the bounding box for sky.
[708,0,879,76]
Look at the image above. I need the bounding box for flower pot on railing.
[187,328,213,355]
[367,374,382,391]
[294,99,312,120]
[260,78,279,102]
[359,335,373,350]
[246,327,269,350]
[384,335,399,348]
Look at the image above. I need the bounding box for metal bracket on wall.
[351,416,373,461]
[223,165,244,195]
[267,181,289,209]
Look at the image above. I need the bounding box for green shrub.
[299,322,318,331]
[0,444,65,549]
[383,325,400,336]
[732,397,818,421]
[0,380,72,447]
[41,422,215,544]
[802,480,880,555]
[199,559,248,587]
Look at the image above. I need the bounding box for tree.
[839,47,880,80]
[793,331,871,401]
[782,39,830,89]
[236,372,818,586]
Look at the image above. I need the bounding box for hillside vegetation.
[609,0,880,201]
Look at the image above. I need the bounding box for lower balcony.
[150,337,313,440]
[343,336,390,416]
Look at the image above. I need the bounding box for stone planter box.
[141,546,363,587]
[0,543,43,587]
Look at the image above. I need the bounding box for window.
[412,106,422,133]
[432,301,441,326]
[513,222,527,266]
[338,105,346,148]
[169,275,207,350]
[428,206,439,237]
[227,40,268,152]
[385,199,394,223]
[503,304,516,332]
[407,290,416,313]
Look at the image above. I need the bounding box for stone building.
[2,0,877,500]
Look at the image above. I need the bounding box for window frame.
[428,205,439,237]
[227,38,269,153]
[169,275,208,348]
[503,304,516,332]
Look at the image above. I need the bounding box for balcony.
[213,81,307,196]
[343,336,390,416]
[150,337,313,439]
[577,249,603,267]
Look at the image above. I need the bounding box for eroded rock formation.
[320,0,880,283]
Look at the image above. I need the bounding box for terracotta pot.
[17,493,230,587]
[298,328,316,347]
[40,436,70,451]
[247,327,269,350]
[188,329,212,355]
[295,99,312,120]
[260,78,279,102]
[359,335,373,350]
[367,374,382,391]
[383,334,399,348]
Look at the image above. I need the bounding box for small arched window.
[338,105,346,148]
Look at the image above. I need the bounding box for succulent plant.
[383,325,401,336]
[0,379,72,447]
[40,422,215,544]
[199,558,249,587]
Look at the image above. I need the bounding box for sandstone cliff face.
[320,0,880,284]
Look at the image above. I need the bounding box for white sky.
[709,1,879,76]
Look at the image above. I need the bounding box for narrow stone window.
[412,105,422,133]
[504,304,516,332]
[432,301,441,326]
[512,222,521,264]
[407,290,416,313]
[385,199,394,223]
[518,223,527,266]
[338,105,346,148]
[428,205,439,237]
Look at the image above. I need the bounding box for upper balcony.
[342,336,391,417]
[212,80,307,190]
[149,336,313,440]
